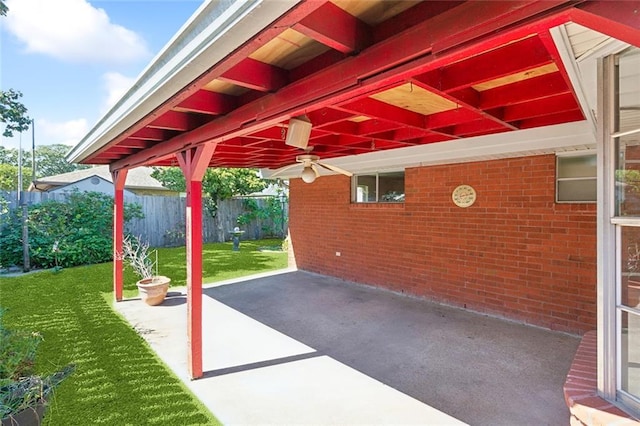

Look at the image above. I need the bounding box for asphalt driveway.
[203,270,580,426]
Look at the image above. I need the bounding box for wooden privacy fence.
[1,191,288,248]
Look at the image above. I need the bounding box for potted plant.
[122,235,171,306]
[0,309,75,426]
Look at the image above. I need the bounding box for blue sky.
[1,0,203,151]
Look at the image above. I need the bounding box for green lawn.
[0,239,287,425]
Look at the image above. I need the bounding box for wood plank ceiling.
[86,0,587,171]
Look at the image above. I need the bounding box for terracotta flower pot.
[1,402,45,426]
[136,276,171,306]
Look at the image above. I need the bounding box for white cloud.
[4,0,150,64]
[1,118,88,149]
[101,72,136,114]
[37,118,89,147]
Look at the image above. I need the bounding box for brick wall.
[289,154,596,334]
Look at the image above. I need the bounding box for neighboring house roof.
[29,165,170,192]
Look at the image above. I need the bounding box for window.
[604,45,640,417]
[556,153,596,202]
[352,172,404,203]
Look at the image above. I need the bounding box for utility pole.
[31,118,35,181]
[18,131,30,272]
[0,89,32,271]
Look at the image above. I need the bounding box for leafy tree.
[0,164,33,191]
[0,0,7,17]
[0,145,89,178]
[151,167,267,216]
[0,90,31,138]
[0,146,18,165]
[31,144,89,176]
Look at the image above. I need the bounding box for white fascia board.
[550,25,597,135]
[67,0,300,164]
[260,121,596,178]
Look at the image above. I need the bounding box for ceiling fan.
[271,150,353,183]
[271,115,353,183]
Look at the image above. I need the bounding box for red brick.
[290,155,597,333]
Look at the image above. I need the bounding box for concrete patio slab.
[115,270,464,425]
[203,356,463,425]
[115,269,580,425]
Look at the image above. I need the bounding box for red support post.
[177,144,215,380]
[111,168,128,302]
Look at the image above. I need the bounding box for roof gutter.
[66,0,300,164]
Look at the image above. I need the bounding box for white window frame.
[351,171,405,203]
[556,151,597,203]
[601,50,640,417]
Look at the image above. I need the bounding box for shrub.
[0,191,143,269]
[0,309,75,421]
[236,196,287,237]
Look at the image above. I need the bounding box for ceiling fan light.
[301,166,316,183]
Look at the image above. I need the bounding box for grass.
[123,238,287,297]
[0,239,288,425]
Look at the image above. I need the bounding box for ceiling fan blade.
[316,161,353,177]
[269,163,300,178]
[310,163,320,177]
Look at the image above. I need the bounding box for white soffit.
[556,23,630,127]
[261,121,596,178]
[565,22,614,60]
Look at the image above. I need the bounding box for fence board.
[1,191,287,248]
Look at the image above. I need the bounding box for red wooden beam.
[425,108,482,129]
[118,139,153,148]
[478,72,570,109]
[410,78,518,131]
[215,145,257,154]
[177,144,215,380]
[518,109,584,129]
[415,36,552,92]
[502,92,578,122]
[294,1,371,53]
[148,111,201,131]
[175,90,236,115]
[406,134,455,145]
[571,1,640,48]
[302,133,340,148]
[97,152,132,160]
[93,1,331,163]
[220,58,288,92]
[103,146,138,155]
[337,134,372,146]
[373,1,466,43]
[129,128,170,141]
[110,1,579,171]
[430,0,573,54]
[221,137,261,147]
[245,126,287,141]
[453,118,509,137]
[318,120,359,135]
[306,108,355,127]
[356,119,403,136]
[289,49,346,82]
[391,127,439,141]
[339,97,426,129]
[369,139,407,150]
[111,169,128,302]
